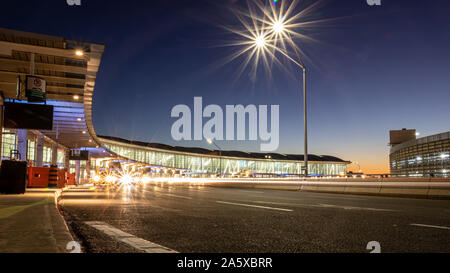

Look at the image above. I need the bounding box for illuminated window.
[57,150,65,168]
[27,140,35,162]
[43,146,52,164]
[2,129,16,159]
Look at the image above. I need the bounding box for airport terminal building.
[100,136,348,177]
[0,28,348,184]
[390,129,449,177]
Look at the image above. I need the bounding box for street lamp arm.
[285,31,306,70]
[266,43,305,70]
[211,141,222,152]
[268,32,308,176]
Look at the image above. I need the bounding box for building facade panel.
[390,131,450,177]
[101,138,348,176]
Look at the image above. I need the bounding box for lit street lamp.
[272,22,309,177]
[252,20,309,176]
[225,0,323,177]
[352,161,362,173]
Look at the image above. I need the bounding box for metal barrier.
[66,173,76,185]
[28,167,49,188]
[57,169,67,188]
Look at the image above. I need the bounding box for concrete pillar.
[75,160,81,185]
[64,149,70,170]
[51,144,58,166]
[0,95,3,161]
[17,129,27,161]
[35,135,44,167]
[86,156,91,181]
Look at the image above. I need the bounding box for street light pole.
[302,66,308,177]
[290,35,308,177]
[231,6,312,177]
[270,37,309,177]
[353,161,361,173]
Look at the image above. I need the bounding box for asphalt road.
[59,183,450,253]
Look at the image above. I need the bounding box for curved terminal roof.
[98,135,348,163]
[0,28,105,149]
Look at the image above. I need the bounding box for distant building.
[389,128,417,146]
[389,130,449,177]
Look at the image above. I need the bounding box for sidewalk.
[0,188,74,253]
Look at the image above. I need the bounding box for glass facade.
[390,132,450,177]
[2,129,16,159]
[102,139,347,176]
[57,150,65,168]
[43,146,52,165]
[27,139,35,162]
[69,160,76,175]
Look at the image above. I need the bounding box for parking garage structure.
[390,131,450,177]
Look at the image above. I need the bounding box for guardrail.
[146,177,450,200]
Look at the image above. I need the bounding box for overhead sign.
[3,102,54,130]
[69,150,89,161]
[25,75,46,102]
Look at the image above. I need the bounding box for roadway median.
[145,178,450,200]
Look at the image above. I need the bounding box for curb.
[53,188,80,253]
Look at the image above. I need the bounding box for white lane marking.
[238,190,264,194]
[85,221,178,253]
[252,201,397,212]
[159,193,192,200]
[143,190,192,200]
[316,203,398,212]
[410,224,450,230]
[262,195,367,202]
[216,201,293,212]
[184,187,214,193]
[252,201,316,208]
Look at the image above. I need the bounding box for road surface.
[59,182,450,253]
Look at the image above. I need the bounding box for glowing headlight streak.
[141,176,151,184]
[120,174,133,185]
[105,175,117,184]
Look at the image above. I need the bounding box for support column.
[64,149,70,170]
[17,129,27,161]
[0,94,3,161]
[51,144,58,166]
[75,160,81,185]
[35,135,44,167]
[86,156,91,182]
